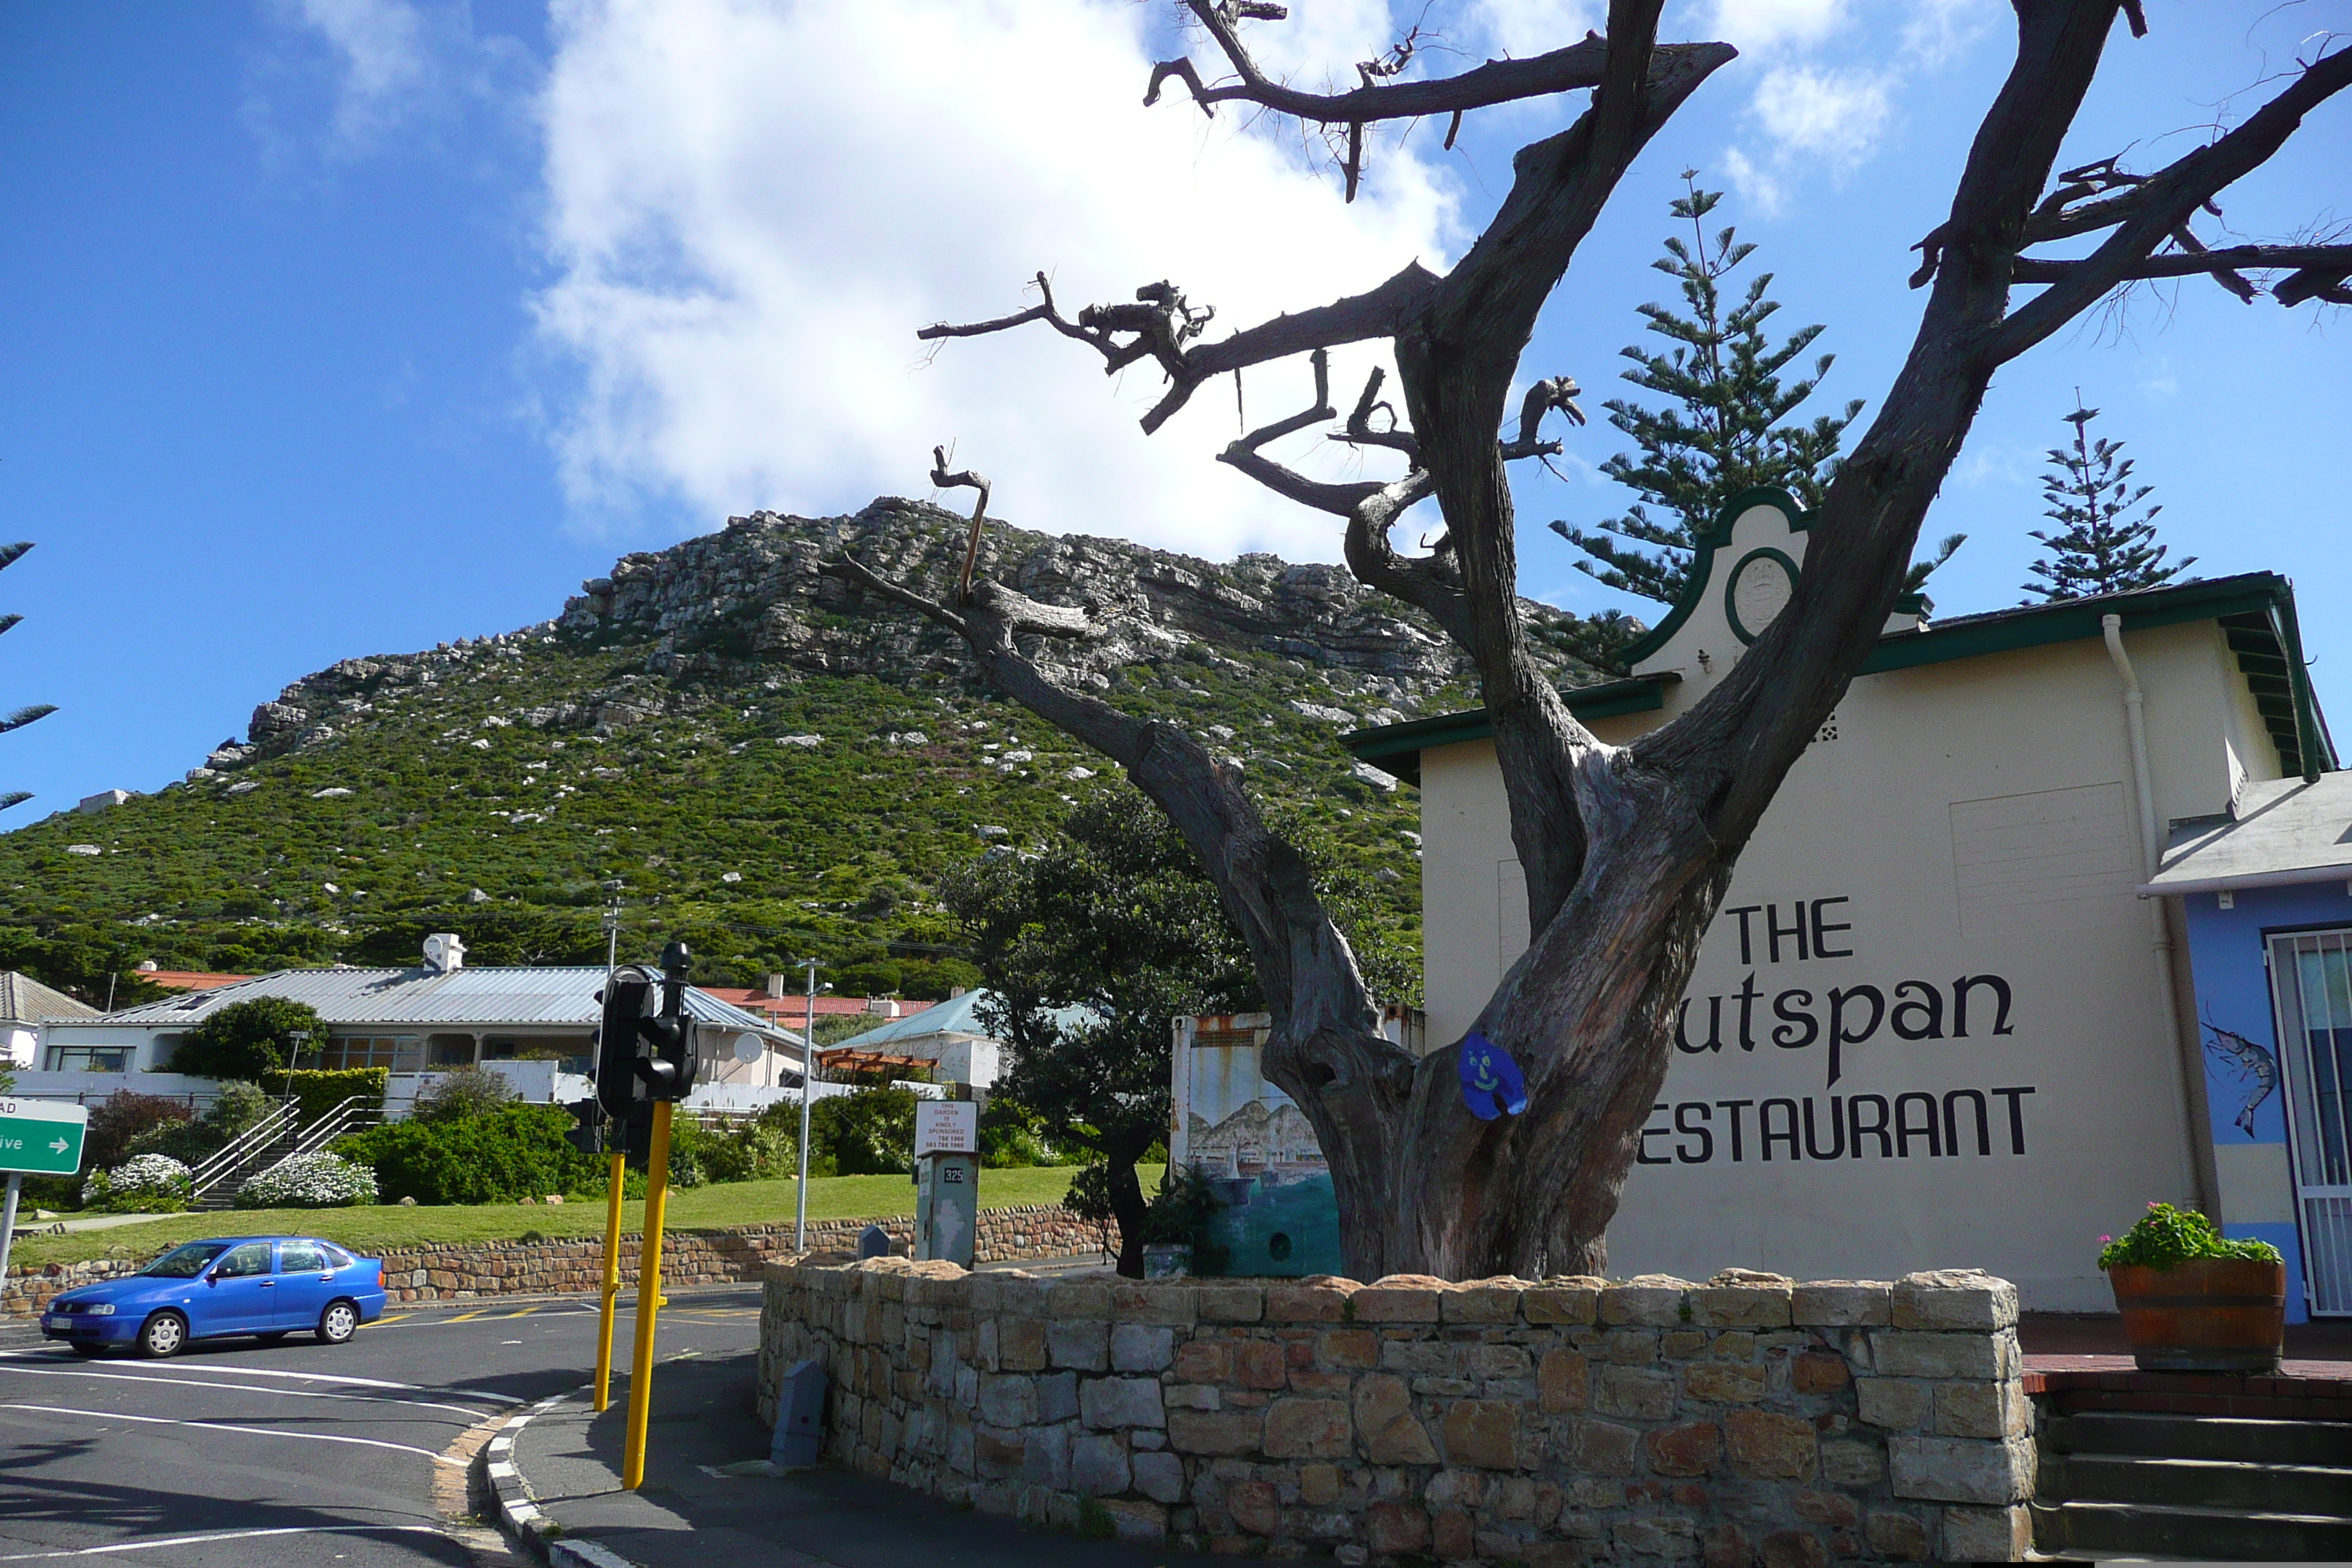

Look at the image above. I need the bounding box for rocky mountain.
[0,500,1612,999]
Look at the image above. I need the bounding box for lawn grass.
[10,1164,1152,1273]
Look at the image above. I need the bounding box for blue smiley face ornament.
[1457,1030,1529,1120]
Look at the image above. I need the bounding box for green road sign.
[0,1096,88,1176]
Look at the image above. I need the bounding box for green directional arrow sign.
[0,1096,88,1176]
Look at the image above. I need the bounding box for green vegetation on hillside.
[0,618,1432,997]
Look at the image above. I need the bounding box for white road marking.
[0,1355,517,1404]
[0,1524,453,1560]
[0,1403,465,1467]
[0,1365,491,1420]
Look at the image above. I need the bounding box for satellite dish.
[732,1033,763,1064]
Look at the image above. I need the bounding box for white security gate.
[2269,930,2352,1316]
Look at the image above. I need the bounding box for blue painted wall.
[2178,878,2352,1322]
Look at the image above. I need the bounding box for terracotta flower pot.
[2107,1256,2287,1373]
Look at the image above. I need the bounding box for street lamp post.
[794,957,818,1251]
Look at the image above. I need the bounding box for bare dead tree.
[828,0,2352,1282]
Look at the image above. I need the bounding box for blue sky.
[1,1,2345,818]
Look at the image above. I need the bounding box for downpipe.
[2103,614,2214,1218]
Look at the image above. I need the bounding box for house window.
[317,1035,411,1071]
[429,1034,477,1067]
[47,1045,129,1073]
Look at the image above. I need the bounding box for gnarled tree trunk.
[839,0,2351,1281]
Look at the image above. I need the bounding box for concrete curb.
[482,1383,645,1568]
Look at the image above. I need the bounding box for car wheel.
[137,1311,188,1360]
[318,1300,359,1346]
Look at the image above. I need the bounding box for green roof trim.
[1343,674,1678,787]
[1344,570,2335,783]
[1616,487,1811,666]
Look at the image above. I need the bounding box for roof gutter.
[2137,862,2352,900]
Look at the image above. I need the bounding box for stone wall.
[758,1261,2035,1565]
[2,1204,1112,1318]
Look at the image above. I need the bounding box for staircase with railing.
[186,1096,382,1210]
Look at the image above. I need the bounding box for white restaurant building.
[1327,487,2339,1314]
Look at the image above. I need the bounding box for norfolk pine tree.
[2023,399,2194,601]
[1553,176,1861,608]
[840,2,2352,1281]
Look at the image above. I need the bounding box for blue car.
[41,1236,388,1359]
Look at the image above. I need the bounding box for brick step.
[2042,1409,2352,1466]
[2042,1452,2352,1515]
[2032,1499,2352,1560]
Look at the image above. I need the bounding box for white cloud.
[529,0,1463,563]
[257,0,528,157]
[1749,64,1889,170]
[1463,0,1605,60]
[1712,0,1986,211]
[1706,0,1849,54]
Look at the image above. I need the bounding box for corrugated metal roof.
[58,965,791,1039]
[829,990,1093,1049]
[0,971,101,1026]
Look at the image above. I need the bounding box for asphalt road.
[0,1286,765,1567]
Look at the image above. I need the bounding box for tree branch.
[1147,4,1626,126]
[1996,43,2352,358]
[928,446,992,603]
[2012,241,2352,291]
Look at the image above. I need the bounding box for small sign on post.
[913,1101,977,1158]
[0,1098,89,1299]
[0,1098,88,1177]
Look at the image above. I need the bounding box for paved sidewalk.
[502,1348,1228,1568]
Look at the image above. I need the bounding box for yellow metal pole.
[592,1150,625,1411]
[621,1101,674,1490]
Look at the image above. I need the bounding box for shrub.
[82,1154,192,1213]
[2098,1202,2283,1270]
[410,1065,519,1123]
[263,1068,390,1126]
[127,1079,272,1166]
[810,1087,916,1175]
[85,1092,195,1172]
[172,998,325,1081]
[333,1104,595,1206]
[679,1114,795,1186]
[235,1150,377,1209]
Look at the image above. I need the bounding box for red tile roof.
[135,970,255,993]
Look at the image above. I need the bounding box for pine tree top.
[2021,399,2195,603]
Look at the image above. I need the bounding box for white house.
[1337,487,2334,1311]
[1,971,100,1069]
[26,934,806,1117]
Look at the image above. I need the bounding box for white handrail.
[186,1101,302,1196]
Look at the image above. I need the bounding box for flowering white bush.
[235,1150,378,1210]
[83,1154,193,1213]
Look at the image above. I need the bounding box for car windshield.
[140,1243,232,1279]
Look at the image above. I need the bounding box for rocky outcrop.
[239,498,1611,760]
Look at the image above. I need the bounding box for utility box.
[915,1150,979,1267]
[914,1100,980,1267]
[770,1357,826,1469]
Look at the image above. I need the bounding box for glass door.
[2269,930,2352,1316]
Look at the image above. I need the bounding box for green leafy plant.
[2097,1202,2283,1271]
[235,1150,377,1208]
[808,1086,917,1175]
[171,998,326,1081]
[263,1067,390,1126]
[410,1064,519,1123]
[82,1154,192,1213]
[84,1091,195,1172]
[333,1104,597,1206]
[1139,1165,1229,1272]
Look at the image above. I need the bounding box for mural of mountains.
[0,499,1615,1002]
